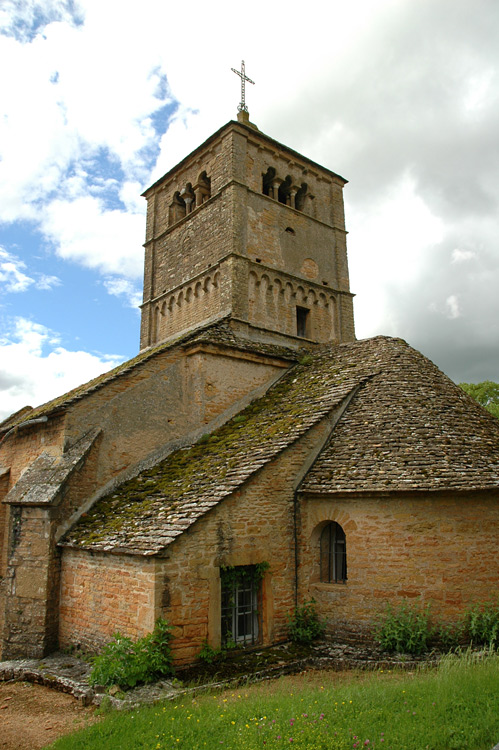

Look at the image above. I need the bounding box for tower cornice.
[142,120,347,198]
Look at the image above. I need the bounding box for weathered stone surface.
[140,120,355,350]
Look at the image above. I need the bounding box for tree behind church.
[460,381,499,419]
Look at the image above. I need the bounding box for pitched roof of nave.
[61,335,499,557]
[0,319,297,434]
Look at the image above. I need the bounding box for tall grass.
[47,651,499,750]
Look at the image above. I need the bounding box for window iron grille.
[221,568,260,646]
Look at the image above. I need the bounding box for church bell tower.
[140,111,355,350]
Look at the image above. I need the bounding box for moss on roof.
[302,336,499,493]
[61,346,369,555]
[61,335,499,557]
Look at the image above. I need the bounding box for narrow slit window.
[296,306,310,338]
[320,522,347,583]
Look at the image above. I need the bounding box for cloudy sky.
[1,0,498,421]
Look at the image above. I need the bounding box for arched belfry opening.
[262,166,276,197]
[295,183,308,212]
[169,191,186,224]
[278,175,292,205]
[194,171,211,206]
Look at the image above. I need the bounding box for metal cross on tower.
[231,60,255,113]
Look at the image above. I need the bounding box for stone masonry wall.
[1,504,59,658]
[247,265,339,343]
[62,345,286,497]
[59,550,158,651]
[298,491,499,640]
[150,262,232,345]
[244,191,340,284]
[0,471,10,578]
[141,129,234,349]
[0,415,66,490]
[58,413,335,664]
[0,345,288,658]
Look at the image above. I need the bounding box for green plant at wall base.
[89,618,173,690]
[465,600,499,647]
[198,640,225,665]
[434,620,464,651]
[376,600,432,655]
[287,598,326,645]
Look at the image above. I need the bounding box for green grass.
[46,651,499,750]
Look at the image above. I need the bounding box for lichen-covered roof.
[61,349,372,555]
[302,336,499,494]
[0,321,296,433]
[61,335,499,557]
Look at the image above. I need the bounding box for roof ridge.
[0,320,297,433]
[61,345,374,555]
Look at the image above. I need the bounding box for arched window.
[320,522,347,583]
[278,175,292,205]
[262,166,276,196]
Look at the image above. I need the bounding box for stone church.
[1,111,498,664]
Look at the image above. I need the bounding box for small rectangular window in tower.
[296,306,310,338]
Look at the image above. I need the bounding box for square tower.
[140,115,355,349]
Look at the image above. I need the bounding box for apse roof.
[61,336,499,557]
[302,336,499,494]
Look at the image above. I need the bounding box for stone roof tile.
[61,348,369,555]
[302,336,499,493]
[61,336,499,557]
[4,428,101,506]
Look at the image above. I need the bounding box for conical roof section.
[302,336,499,493]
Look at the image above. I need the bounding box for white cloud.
[0,316,122,421]
[0,248,34,292]
[348,175,445,336]
[428,294,461,321]
[36,273,62,290]
[0,247,61,293]
[103,277,142,310]
[40,196,144,278]
[452,248,476,263]
[446,295,461,320]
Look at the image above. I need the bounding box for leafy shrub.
[433,620,464,651]
[198,640,225,665]
[376,600,432,654]
[465,600,499,647]
[287,598,325,645]
[89,617,173,689]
